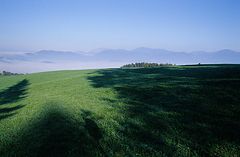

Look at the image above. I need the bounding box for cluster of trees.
[121,62,175,68]
[0,71,22,76]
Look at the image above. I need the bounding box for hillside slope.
[0,65,240,156]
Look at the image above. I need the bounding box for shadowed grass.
[0,79,29,105]
[1,102,105,157]
[88,65,240,156]
[0,79,29,120]
[0,65,240,156]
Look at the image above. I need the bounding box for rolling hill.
[0,65,240,156]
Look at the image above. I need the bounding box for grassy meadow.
[0,65,240,157]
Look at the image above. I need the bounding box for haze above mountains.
[1,48,240,73]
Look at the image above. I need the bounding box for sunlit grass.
[0,65,240,156]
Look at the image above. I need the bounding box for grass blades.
[0,65,240,156]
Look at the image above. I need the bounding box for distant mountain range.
[1,48,240,73]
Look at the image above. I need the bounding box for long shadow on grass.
[0,79,29,120]
[1,102,105,157]
[87,66,240,156]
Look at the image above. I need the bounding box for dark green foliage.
[121,62,175,68]
[1,71,23,76]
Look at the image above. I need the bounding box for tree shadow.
[1,102,105,157]
[87,66,240,156]
[0,79,29,105]
[0,79,29,120]
[81,110,103,143]
[0,105,25,120]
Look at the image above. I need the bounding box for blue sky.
[0,0,240,52]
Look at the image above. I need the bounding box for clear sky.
[0,0,240,52]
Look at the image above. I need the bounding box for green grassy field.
[0,65,240,157]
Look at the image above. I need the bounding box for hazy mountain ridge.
[1,48,240,63]
[1,48,240,73]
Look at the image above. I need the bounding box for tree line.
[121,62,175,68]
[0,71,23,76]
